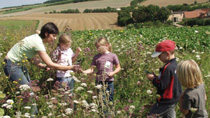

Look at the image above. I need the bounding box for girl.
[81,37,121,102]
[3,22,79,115]
[52,34,81,92]
[176,59,208,118]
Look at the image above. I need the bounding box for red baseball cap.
[151,40,176,57]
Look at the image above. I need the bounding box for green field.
[0,21,210,117]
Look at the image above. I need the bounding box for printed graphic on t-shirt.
[105,61,111,68]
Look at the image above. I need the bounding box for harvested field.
[0,13,123,31]
[140,0,209,7]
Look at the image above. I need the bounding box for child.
[177,60,208,118]
[146,40,182,117]
[52,34,81,92]
[81,37,121,102]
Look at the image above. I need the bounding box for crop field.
[0,21,210,117]
[0,13,123,31]
[140,0,209,7]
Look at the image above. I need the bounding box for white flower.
[117,110,121,114]
[95,85,102,89]
[1,103,7,108]
[87,90,93,94]
[130,105,135,109]
[15,111,21,118]
[1,116,10,118]
[92,96,97,99]
[46,78,54,82]
[90,103,98,109]
[48,113,53,117]
[196,55,200,58]
[72,76,81,83]
[147,90,152,94]
[81,83,87,87]
[82,100,89,108]
[19,84,30,91]
[65,108,73,115]
[205,75,210,78]
[73,100,80,104]
[24,106,31,109]
[195,30,199,33]
[146,52,152,55]
[24,113,30,118]
[192,50,195,53]
[6,105,13,109]
[90,109,98,113]
[59,103,68,106]
[6,99,14,105]
[29,92,34,96]
[179,47,183,50]
[75,87,84,91]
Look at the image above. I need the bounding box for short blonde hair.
[95,37,112,52]
[176,59,203,88]
[59,34,72,45]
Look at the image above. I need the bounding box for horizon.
[0,0,47,9]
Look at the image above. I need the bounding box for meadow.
[0,20,210,117]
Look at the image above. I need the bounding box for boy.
[146,40,182,117]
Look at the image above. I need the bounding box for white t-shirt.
[7,34,46,62]
[52,46,75,77]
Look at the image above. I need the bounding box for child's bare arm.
[108,64,121,77]
[81,66,94,74]
[179,92,189,115]
[72,47,82,62]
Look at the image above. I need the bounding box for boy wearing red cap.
[146,40,182,117]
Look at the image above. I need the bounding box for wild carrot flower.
[65,108,73,115]
[146,90,152,95]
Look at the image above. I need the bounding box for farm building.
[168,11,184,22]
[184,8,210,19]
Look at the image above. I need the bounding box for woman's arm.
[37,51,77,70]
[30,56,47,69]
[108,64,121,77]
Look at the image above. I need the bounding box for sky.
[0,0,48,9]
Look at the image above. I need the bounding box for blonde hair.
[95,37,112,52]
[58,34,72,45]
[176,59,203,88]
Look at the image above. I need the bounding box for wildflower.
[72,76,81,83]
[81,83,87,87]
[82,100,89,108]
[1,104,7,108]
[147,90,152,95]
[6,99,14,105]
[75,87,84,91]
[87,90,93,94]
[15,111,21,118]
[46,78,54,82]
[59,103,68,106]
[24,113,30,118]
[13,81,18,84]
[19,84,30,91]
[1,116,10,118]
[65,108,73,115]
[95,85,102,89]
[24,106,31,109]
[146,52,152,55]
[48,113,53,117]
[89,103,98,109]
[195,30,199,33]
[6,105,13,109]
[92,96,97,99]
[130,105,135,109]
[90,109,98,113]
[73,100,80,104]
[116,110,121,114]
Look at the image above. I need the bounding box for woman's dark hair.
[39,22,59,39]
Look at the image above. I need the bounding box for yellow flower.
[89,33,92,35]
[2,62,5,65]
[19,78,22,81]
[17,63,20,66]
[23,53,26,56]
[13,81,18,84]
[120,30,123,33]
[22,60,25,63]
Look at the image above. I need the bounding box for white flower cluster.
[65,108,73,115]
[1,99,14,109]
[19,84,30,91]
